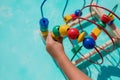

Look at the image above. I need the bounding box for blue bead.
[75,9,82,16]
[83,37,96,49]
[108,20,114,26]
[39,18,49,29]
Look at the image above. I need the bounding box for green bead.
[52,25,60,36]
[97,21,106,28]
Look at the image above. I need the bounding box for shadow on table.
[97,66,120,80]
[77,45,120,79]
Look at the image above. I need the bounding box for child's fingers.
[46,32,63,43]
[57,37,63,43]
[46,32,53,42]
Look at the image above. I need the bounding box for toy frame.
[68,2,120,65]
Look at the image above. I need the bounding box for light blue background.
[0,0,120,80]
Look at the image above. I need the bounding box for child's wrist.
[55,52,67,61]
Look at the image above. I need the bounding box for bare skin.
[46,32,91,80]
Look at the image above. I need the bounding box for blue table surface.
[0,0,120,80]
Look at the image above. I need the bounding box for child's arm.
[46,32,91,80]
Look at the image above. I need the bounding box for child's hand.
[46,32,65,59]
[46,33,91,80]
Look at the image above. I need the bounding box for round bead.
[67,28,79,39]
[39,18,49,31]
[64,15,72,23]
[71,14,77,20]
[52,25,60,36]
[101,14,111,24]
[78,32,85,43]
[59,24,70,37]
[51,32,59,40]
[108,20,114,26]
[83,37,96,49]
[108,13,114,21]
[75,9,82,16]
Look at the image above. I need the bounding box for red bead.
[101,14,111,24]
[67,28,79,39]
[90,32,97,40]
[71,14,78,20]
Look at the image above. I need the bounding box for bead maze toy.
[39,0,120,66]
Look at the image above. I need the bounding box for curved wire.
[89,0,95,21]
[94,47,104,64]
[78,49,104,64]
[77,0,86,32]
[78,17,116,53]
[40,0,47,18]
[69,38,104,64]
[108,4,118,15]
[71,46,82,61]
[62,0,69,18]
[81,4,120,20]
[83,0,86,8]
[96,45,115,52]
[78,18,84,32]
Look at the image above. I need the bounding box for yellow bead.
[92,27,101,37]
[51,32,59,40]
[63,15,72,23]
[41,30,48,37]
[78,32,85,43]
[108,13,114,21]
[59,24,70,37]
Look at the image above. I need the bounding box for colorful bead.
[108,13,114,26]
[39,18,49,31]
[64,15,72,23]
[101,14,111,24]
[40,28,48,32]
[52,25,60,36]
[78,32,85,43]
[108,20,114,26]
[51,32,59,40]
[90,32,97,40]
[83,37,96,49]
[91,27,101,37]
[71,14,77,20]
[67,28,79,39]
[75,9,82,16]
[97,21,106,28]
[41,30,48,37]
[59,24,70,37]
[108,13,114,21]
